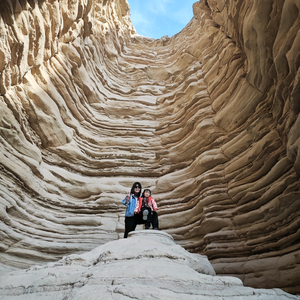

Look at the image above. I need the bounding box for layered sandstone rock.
[1,231,300,300]
[0,0,299,295]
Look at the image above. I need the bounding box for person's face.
[134,185,141,194]
[144,190,150,197]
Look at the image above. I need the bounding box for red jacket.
[134,196,158,213]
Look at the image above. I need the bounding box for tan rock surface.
[0,0,299,295]
[1,231,299,300]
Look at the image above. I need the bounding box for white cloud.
[127,0,195,39]
[171,4,194,25]
[130,8,155,38]
[130,9,152,28]
[145,0,171,15]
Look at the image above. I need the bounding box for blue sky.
[127,0,196,39]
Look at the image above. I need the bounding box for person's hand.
[126,192,130,202]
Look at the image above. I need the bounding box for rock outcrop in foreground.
[1,231,299,300]
[0,0,300,295]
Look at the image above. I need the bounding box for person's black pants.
[135,208,159,229]
[124,216,136,238]
[151,211,159,229]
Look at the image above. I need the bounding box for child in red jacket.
[135,189,159,230]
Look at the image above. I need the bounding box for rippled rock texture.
[0,0,299,295]
[2,231,300,300]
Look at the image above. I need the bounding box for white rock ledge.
[128,229,175,241]
[0,230,299,300]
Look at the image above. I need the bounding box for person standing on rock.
[122,182,142,238]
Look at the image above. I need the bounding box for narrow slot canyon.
[0,0,300,296]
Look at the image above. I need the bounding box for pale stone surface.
[0,231,299,300]
[0,0,300,295]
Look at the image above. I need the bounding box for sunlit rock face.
[1,231,300,300]
[0,0,299,295]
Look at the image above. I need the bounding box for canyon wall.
[0,0,299,294]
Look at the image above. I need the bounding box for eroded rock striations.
[0,0,299,295]
[1,231,300,300]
